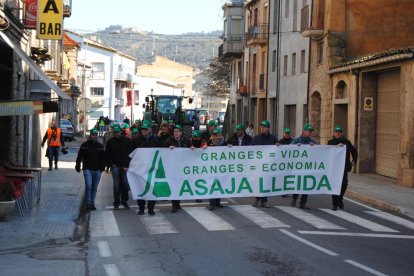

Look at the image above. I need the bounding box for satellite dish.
[78,98,92,113]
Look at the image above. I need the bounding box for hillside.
[88,25,222,71]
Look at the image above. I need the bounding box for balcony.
[218,37,244,62]
[114,71,127,81]
[300,5,324,38]
[245,24,268,46]
[63,0,72,18]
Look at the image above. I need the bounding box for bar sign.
[37,0,63,40]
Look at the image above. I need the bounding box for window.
[284,104,296,136]
[90,87,104,96]
[91,62,105,80]
[300,50,306,73]
[292,53,296,75]
[272,50,277,72]
[273,1,279,34]
[293,0,298,31]
[283,55,288,76]
[317,43,323,65]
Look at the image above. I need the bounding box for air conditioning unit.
[99,99,106,105]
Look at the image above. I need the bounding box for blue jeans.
[83,170,101,206]
[111,165,130,206]
[47,146,59,167]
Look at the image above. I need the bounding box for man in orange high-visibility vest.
[42,121,65,171]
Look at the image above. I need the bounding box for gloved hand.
[75,166,81,173]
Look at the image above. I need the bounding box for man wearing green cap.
[206,128,227,210]
[290,124,318,209]
[227,123,252,146]
[168,125,192,213]
[105,124,133,210]
[131,121,159,215]
[328,125,358,210]
[278,127,293,145]
[251,120,278,208]
[76,129,105,210]
[201,119,218,146]
[190,130,202,148]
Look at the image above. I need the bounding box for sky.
[64,0,227,34]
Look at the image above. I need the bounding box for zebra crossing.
[90,204,414,237]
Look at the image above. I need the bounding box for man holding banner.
[290,124,318,209]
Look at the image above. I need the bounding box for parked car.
[59,119,74,141]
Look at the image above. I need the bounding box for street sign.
[364,97,374,111]
[36,0,63,40]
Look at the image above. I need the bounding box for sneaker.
[206,205,215,211]
[339,201,344,210]
[90,204,97,211]
[86,205,92,211]
[252,198,260,207]
[261,202,270,208]
[113,205,119,210]
[216,204,224,208]
[299,204,310,209]
[121,202,130,209]
[331,206,338,211]
[48,167,52,171]
[148,210,155,216]
[138,209,144,215]
[55,164,58,170]
[291,198,297,207]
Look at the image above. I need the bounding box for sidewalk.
[347,173,414,219]
[0,139,85,252]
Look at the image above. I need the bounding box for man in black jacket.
[328,125,358,211]
[278,127,293,145]
[105,124,133,210]
[131,121,159,215]
[228,123,252,146]
[251,120,278,208]
[75,128,105,210]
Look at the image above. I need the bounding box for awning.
[0,31,71,100]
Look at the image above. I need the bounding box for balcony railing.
[245,24,268,46]
[218,36,244,61]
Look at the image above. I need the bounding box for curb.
[346,190,401,214]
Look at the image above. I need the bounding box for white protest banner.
[127,145,345,200]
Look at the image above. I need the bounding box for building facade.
[304,0,414,186]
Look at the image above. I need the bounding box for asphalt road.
[83,172,414,276]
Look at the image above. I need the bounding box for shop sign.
[37,0,63,40]
[0,101,43,116]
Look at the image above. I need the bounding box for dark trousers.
[209,198,221,207]
[332,172,348,207]
[292,194,308,205]
[47,146,59,167]
[111,166,129,206]
[137,200,156,211]
[172,200,180,208]
[255,197,268,203]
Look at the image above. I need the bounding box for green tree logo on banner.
[139,150,172,197]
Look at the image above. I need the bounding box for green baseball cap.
[135,120,140,124]
[112,124,121,133]
[122,123,129,129]
[235,123,245,131]
[132,128,139,134]
[192,130,201,138]
[283,127,291,133]
[260,120,271,127]
[174,124,182,130]
[90,128,98,135]
[213,128,222,135]
[141,122,151,129]
[208,120,218,126]
[303,124,314,131]
[334,125,343,132]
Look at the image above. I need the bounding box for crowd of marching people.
[70,118,357,215]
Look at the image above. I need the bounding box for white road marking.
[320,209,399,233]
[279,229,338,256]
[226,198,238,204]
[229,205,290,228]
[90,211,120,237]
[365,211,414,230]
[103,264,121,276]
[344,197,379,211]
[298,231,414,239]
[97,241,112,257]
[138,209,178,234]
[344,259,388,276]
[276,206,345,230]
[184,207,235,231]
